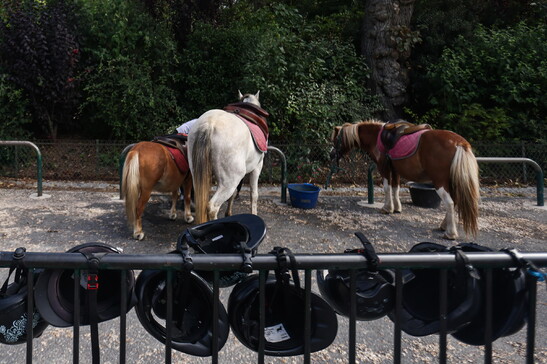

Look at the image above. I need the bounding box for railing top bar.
[1,251,546,270]
[476,157,542,172]
[0,140,41,155]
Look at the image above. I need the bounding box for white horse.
[188,91,266,224]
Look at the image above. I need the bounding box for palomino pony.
[331,120,480,239]
[122,141,193,240]
[188,91,268,224]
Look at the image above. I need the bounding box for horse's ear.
[255,90,260,100]
[238,90,243,100]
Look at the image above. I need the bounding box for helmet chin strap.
[353,232,379,273]
[80,251,101,364]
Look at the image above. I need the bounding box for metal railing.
[118,144,288,203]
[0,141,43,196]
[365,157,545,206]
[476,157,544,206]
[1,249,545,364]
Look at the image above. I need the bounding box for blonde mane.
[333,119,384,149]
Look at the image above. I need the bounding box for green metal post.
[536,170,544,206]
[0,141,43,197]
[36,152,43,197]
[267,146,287,203]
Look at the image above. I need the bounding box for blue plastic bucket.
[288,183,320,209]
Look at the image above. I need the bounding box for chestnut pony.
[122,142,193,240]
[331,120,479,239]
[189,91,264,224]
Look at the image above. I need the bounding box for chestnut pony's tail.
[122,151,140,228]
[450,145,480,237]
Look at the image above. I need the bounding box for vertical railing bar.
[212,270,220,364]
[165,270,173,364]
[258,270,266,364]
[393,269,402,364]
[119,270,127,364]
[484,268,493,364]
[349,269,357,364]
[73,269,80,364]
[304,269,311,364]
[525,274,537,364]
[439,269,447,364]
[26,268,34,364]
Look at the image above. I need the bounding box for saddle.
[224,102,270,138]
[380,120,432,151]
[152,134,188,158]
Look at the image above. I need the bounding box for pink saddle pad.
[377,129,429,160]
[235,115,268,152]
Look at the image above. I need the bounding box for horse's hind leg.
[392,174,402,213]
[436,187,458,240]
[208,184,238,221]
[181,174,194,223]
[249,167,261,215]
[224,190,237,217]
[169,191,178,220]
[381,178,394,214]
[134,189,152,240]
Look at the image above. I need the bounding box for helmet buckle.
[86,273,99,290]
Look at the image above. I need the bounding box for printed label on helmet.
[264,323,290,343]
[212,234,224,241]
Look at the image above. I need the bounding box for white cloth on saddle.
[176,118,198,134]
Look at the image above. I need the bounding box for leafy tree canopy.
[179,2,381,144]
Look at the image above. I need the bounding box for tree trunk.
[361,0,416,120]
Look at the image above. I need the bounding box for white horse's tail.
[122,151,140,228]
[191,125,212,224]
[450,145,480,237]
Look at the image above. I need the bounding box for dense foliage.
[0,75,31,139]
[0,0,544,143]
[0,0,80,139]
[77,0,182,140]
[410,22,546,142]
[179,3,381,143]
[408,0,546,142]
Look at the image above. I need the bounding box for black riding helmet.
[317,268,395,321]
[0,248,49,345]
[316,232,395,321]
[135,269,230,357]
[228,247,338,356]
[34,242,137,327]
[178,214,266,287]
[451,243,528,346]
[388,242,482,337]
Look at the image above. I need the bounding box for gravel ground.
[0,181,545,364]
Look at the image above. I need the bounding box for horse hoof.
[185,216,194,224]
[394,210,401,214]
[134,232,145,241]
[169,213,177,221]
[442,233,457,240]
[380,209,392,214]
